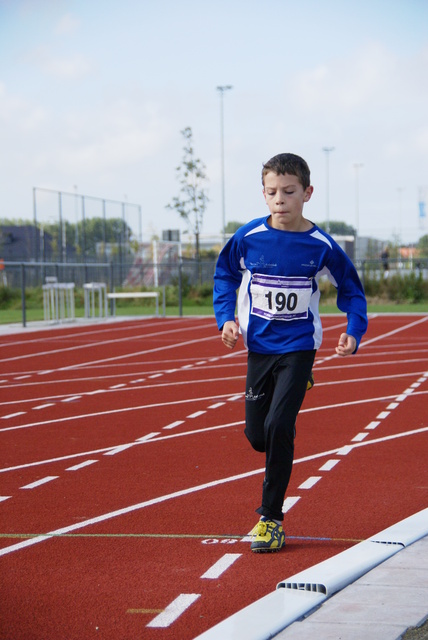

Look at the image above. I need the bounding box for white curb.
[194,507,428,640]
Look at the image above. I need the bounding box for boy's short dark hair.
[262,153,311,190]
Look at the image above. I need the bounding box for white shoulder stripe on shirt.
[310,229,332,249]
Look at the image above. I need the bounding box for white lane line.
[282,496,301,513]
[2,411,26,419]
[187,411,206,419]
[66,460,98,471]
[163,421,185,430]
[3,387,427,435]
[21,476,58,489]
[352,432,369,442]
[104,444,136,456]
[110,384,127,389]
[228,395,242,402]
[365,421,380,430]
[148,373,163,379]
[2,425,428,557]
[337,445,353,456]
[33,403,55,410]
[14,375,31,380]
[135,432,160,442]
[386,402,400,410]
[376,411,390,420]
[298,476,322,490]
[200,553,242,579]
[0,496,12,503]
[208,403,225,409]
[319,459,340,471]
[146,594,201,628]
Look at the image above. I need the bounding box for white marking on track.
[298,476,322,489]
[146,594,200,628]
[20,476,58,489]
[135,432,160,442]
[104,444,136,456]
[376,411,390,419]
[337,445,353,456]
[319,459,340,471]
[66,460,98,471]
[33,403,55,410]
[282,496,301,513]
[163,421,184,430]
[2,412,26,419]
[352,432,368,442]
[365,421,380,430]
[187,411,206,419]
[0,496,11,502]
[1,425,428,557]
[200,553,242,579]
[386,402,399,410]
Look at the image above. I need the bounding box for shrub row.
[0,272,427,311]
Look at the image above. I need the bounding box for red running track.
[0,314,427,639]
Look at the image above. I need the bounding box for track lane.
[0,315,427,639]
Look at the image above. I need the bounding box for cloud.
[25,44,93,80]
[54,99,173,174]
[54,12,80,36]
[292,42,396,114]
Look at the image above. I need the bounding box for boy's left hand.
[335,333,356,357]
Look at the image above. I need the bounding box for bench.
[107,290,164,317]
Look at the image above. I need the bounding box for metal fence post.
[20,263,26,327]
[178,260,183,317]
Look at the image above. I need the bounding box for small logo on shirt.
[249,255,277,268]
[301,259,317,268]
[245,387,265,401]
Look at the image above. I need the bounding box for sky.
[1,0,427,247]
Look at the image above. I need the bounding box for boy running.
[213,153,368,552]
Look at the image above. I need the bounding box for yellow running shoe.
[250,519,285,553]
[306,371,314,391]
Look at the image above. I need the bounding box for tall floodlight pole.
[353,163,364,261]
[322,147,335,234]
[217,85,233,246]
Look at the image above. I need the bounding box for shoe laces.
[251,521,268,537]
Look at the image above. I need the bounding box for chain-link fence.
[1,258,218,327]
[1,257,427,328]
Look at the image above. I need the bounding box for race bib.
[250,273,312,321]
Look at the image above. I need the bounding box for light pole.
[353,163,363,260]
[322,147,335,234]
[217,85,233,245]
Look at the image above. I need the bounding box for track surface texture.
[0,314,427,639]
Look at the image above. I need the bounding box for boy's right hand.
[221,321,239,349]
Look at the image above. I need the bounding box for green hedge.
[1,273,428,313]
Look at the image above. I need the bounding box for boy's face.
[263,172,313,232]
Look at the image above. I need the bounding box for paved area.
[274,536,428,640]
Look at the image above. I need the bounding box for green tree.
[224,221,244,234]
[318,220,356,235]
[417,234,428,257]
[166,127,209,262]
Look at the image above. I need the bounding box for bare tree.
[166,127,209,262]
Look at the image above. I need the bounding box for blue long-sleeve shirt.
[213,217,368,354]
